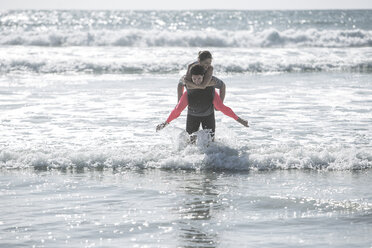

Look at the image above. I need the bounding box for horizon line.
[1,8,372,11]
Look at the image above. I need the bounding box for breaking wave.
[1,134,371,171]
[1,57,372,74]
[1,29,372,48]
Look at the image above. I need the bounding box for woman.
[177,51,226,103]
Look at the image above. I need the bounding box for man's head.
[190,64,205,85]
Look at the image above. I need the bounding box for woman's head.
[198,51,212,70]
[190,64,205,85]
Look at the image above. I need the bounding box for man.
[157,64,248,141]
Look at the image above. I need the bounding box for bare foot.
[237,117,249,127]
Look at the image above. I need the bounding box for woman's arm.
[184,66,215,89]
[184,77,216,89]
[185,80,216,89]
[157,91,189,131]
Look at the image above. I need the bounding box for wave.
[1,142,371,171]
[1,59,372,74]
[0,60,182,74]
[1,29,372,48]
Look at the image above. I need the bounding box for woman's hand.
[156,122,168,132]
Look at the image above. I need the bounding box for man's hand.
[237,117,249,127]
[156,122,168,132]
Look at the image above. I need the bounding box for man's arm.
[177,80,184,102]
[157,91,189,132]
[219,82,226,102]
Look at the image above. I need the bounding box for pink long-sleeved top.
[166,90,238,123]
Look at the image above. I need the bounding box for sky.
[0,0,371,10]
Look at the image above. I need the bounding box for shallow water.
[1,168,371,247]
[1,73,371,171]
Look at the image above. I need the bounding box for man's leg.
[201,113,216,141]
[186,114,201,144]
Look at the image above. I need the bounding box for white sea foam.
[1,132,371,171]
[1,46,372,74]
[1,29,372,48]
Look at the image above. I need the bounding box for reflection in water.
[175,172,228,248]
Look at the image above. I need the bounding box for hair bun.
[198,51,212,61]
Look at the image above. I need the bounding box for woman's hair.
[190,64,205,76]
[198,51,212,61]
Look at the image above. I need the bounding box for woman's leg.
[166,91,188,123]
[213,91,249,127]
[213,91,238,120]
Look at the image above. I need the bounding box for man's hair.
[198,51,212,61]
[190,64,205,76]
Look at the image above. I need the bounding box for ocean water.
[1,9,372,247]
